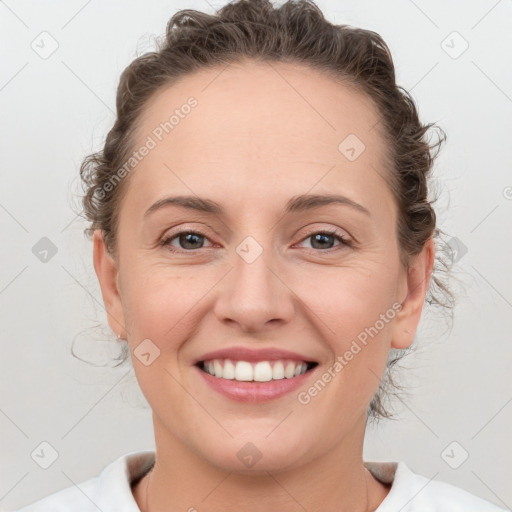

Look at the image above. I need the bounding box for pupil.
[181,233,202,249]
[312,233,333,249]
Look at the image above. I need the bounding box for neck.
[134,413,390,512]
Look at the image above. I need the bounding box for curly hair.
[78,0,454,421]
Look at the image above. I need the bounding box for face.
[94,60,433,473]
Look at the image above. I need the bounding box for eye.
[296,228,351,251]
[160,230,214,252]
[159,227,351,254]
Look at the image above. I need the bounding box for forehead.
[126,60,392,213]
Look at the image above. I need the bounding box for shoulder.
[13,450,155,512]
[366,460,508,512]
[14,478,99,512]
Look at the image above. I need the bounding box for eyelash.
[159,227,351,254]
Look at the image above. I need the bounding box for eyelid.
[159,221,217,241]
[299,225,350,240]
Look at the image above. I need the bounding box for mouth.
[192,346,320,402]
[194,356,319,402]
[196,358,319,382]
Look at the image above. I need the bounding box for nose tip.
[213,250,295,332]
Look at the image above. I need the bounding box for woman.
[16,0,506,510]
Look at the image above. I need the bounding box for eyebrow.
[143,193,371,219]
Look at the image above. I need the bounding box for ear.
[92,230,127,338]
[391,237,435,349]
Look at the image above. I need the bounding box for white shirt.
[14,450,507,511]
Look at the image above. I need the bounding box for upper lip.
[193,346,318,365]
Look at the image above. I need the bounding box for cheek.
[121,253,400,349]
[296,262,399,341]
[292,265,398,408]
[118,268,204,418]
[121,265,199,337]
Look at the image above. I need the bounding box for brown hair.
[79,0,454,421]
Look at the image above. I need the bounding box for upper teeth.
[202,359,309,381]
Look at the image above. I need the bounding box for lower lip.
[194,365,317,402]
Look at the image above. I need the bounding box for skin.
[93,60,434,512]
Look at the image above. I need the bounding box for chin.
[196,429,313,474]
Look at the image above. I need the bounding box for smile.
[198,359,318,382]
[195,358,319,402]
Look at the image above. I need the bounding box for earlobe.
[92,230,127,338]
[391,238,435,349]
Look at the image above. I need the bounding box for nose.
[213,240,295,334]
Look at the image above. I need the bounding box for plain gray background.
[1,0,511,510]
